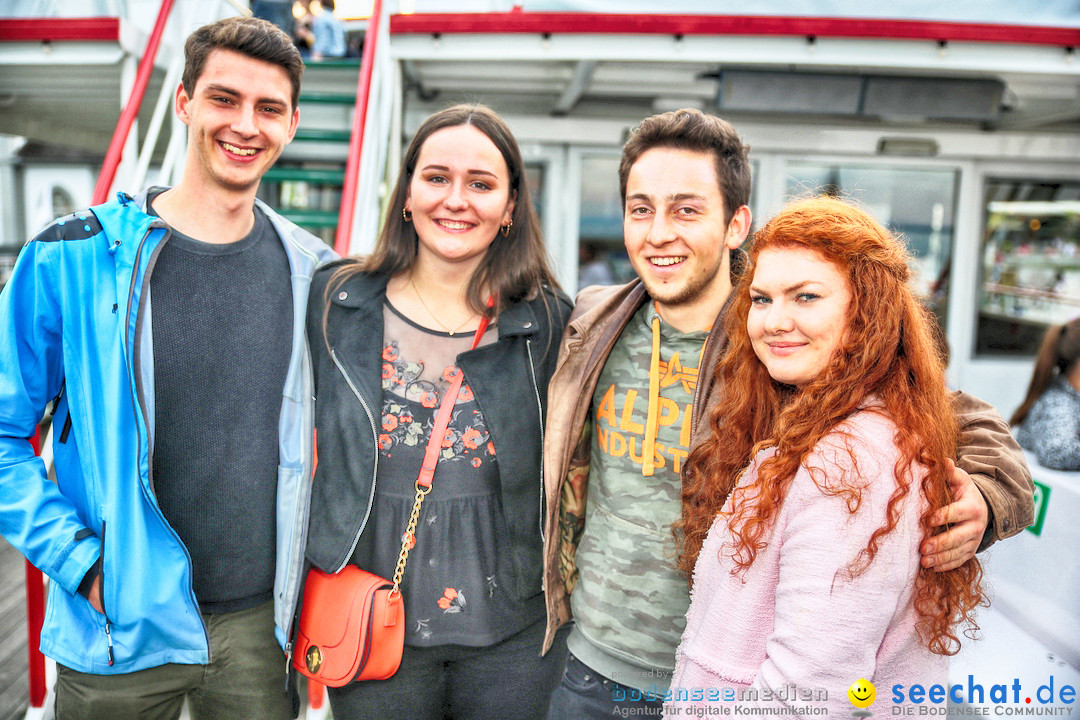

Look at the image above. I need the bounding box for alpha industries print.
[570,302,709,673]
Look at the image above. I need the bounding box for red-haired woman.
[668,197,985,716]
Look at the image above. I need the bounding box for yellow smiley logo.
[848,678,876,709]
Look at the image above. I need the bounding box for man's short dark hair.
[182,16,303,110]
[619,108,751,226]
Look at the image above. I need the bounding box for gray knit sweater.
[1016,375,1080,471]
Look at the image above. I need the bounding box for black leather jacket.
[304,265,572,600]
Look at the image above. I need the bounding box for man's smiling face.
[623,146,742,320]
[176,48,299,194]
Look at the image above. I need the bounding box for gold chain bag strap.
[293,299,493,686]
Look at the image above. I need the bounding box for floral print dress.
[348,302,546,647]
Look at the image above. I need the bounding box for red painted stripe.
[25,560,45,707]
[336,0,385,256]
[389,12,1080,47]
[0,17,120,43]
[26,431,45,709]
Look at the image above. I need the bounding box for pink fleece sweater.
[667,409,947,717]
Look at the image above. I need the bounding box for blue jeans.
[328,618,568,720]
[546,653,665,720]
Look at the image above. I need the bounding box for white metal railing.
[347,0,395,256]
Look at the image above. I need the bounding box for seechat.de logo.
[891,675,1076,715]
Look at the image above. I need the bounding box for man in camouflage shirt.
[540,109,1034,719]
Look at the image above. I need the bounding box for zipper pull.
[105,620,115,666]
[284,644,293,690]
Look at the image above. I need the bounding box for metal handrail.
[334,0,385,257]
[91,0,177,204]
[130,54,183,193]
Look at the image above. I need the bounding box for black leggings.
[327,618,570,720]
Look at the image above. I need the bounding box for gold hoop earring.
[500,219,512,238]
[403,208,412,222]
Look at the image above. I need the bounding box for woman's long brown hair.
[1009,317,1080,426]
[678,196,985,655]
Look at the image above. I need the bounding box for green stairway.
[258,58,360,244]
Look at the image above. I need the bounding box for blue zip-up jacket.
[0,188,336,674]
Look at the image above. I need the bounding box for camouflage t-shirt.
[568,301,708,690]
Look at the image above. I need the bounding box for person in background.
[540,108,1033,719]
[1010,316,1080,471]
[310,0,346,60]
[0,17,334,720]
[292,0,315,57]
[668,196,985,716]
[577,242,617,291]
[304,103,572,719]
[250,0,295,38]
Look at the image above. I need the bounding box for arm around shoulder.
[949,390,1034,549]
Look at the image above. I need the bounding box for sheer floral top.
[349,301,546,646]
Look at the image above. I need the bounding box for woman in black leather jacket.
[304,104,572,719]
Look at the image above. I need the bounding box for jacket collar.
[90,188,167,267]
[103,186,332,270]
[329,269,389,310]
[495,295,541,339]
[568,280,649,341]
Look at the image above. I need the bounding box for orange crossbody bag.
[292,303,492,686]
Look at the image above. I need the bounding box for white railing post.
[131,55,182,192]
[349,1,394,255]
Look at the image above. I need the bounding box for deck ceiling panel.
[588,63,717,98]
[409,59,576,84]
[396,32,1080,131]
[0,58,166,153]
[391,32,1080,76]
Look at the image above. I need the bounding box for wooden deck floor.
[0,537,28,720]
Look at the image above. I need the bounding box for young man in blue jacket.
[0,16,335,720]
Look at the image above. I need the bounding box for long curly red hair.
[678,196,984,655]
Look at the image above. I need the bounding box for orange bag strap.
[390,295,494,596]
